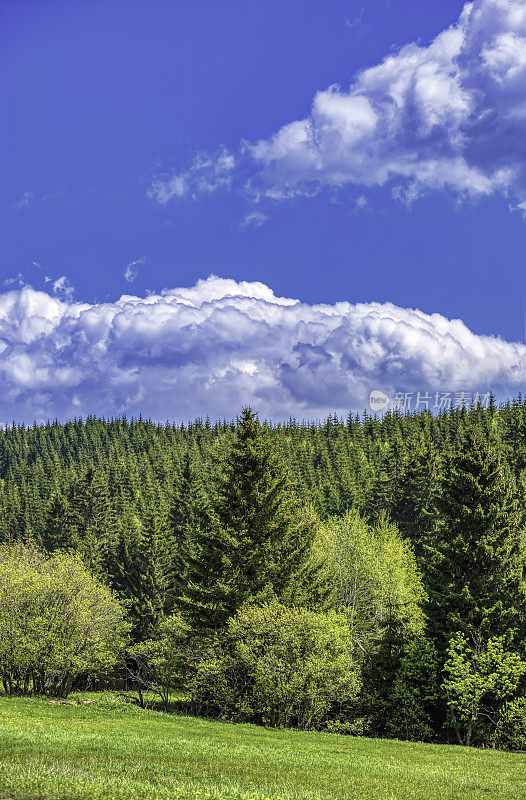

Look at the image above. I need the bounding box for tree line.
[0,400,524,748]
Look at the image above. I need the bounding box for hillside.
[0,694,523,800]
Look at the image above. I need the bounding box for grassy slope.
[0,695,524,800]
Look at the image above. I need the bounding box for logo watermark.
[369,389,390,413]
[369,390,491,414]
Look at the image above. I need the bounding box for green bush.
[191,600,359,730]
[442,633,526,746]
[130,614,191,711]
[492,697,526,751]
[0,544,129,697]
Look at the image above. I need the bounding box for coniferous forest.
[0,400,525,749]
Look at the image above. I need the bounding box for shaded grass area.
[0,694,524,800]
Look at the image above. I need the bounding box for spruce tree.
[393,431,441,559]
[67,466,115,576]
[133,501,171,640]
[112,510,143,636]
[179,407,321,634]
[429,430,526,649]
[367,435,406,522]
[42,492,76,552]
[167,450,209,596]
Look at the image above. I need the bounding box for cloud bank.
[150,0,526,209]
[0,275,524,423]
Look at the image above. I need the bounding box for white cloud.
[4,273,27,288]
[0,275,523,423]
[149,0,526,210]
[12,191,35,210]
[148,148,235,204]
[240,211,268,229]
[345,9,364,30]
[52,275,74,302]
[248,0,526,202]
[124,257,146,283]
[12,190,64,210]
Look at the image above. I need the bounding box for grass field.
[0,694,524,800]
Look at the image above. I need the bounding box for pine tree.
[179,407,321,634]
[429,429,526,649]
[112,510,143,634]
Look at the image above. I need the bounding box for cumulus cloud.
[248,0,526,203]
[0,275,524,423]
[149,0,526,209]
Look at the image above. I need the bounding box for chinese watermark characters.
[369,390,491,414]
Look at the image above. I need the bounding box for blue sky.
[2,0,526,422]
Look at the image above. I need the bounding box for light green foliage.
[0,544,128,697]
[130,614,189,710]
[322,510,426,656]
[191,600,359,730]
[442,632,526,746]
[321,511,430,738]
[492,697,526,751]
[0,695,523,800]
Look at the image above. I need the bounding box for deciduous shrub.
[321,511,426,658]
[0,544,128,697]
[491,697,526,751]
[191,600,359,730]
[442,633,526,747]
[129,614,190,711]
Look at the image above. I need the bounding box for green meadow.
[0,694,523,800]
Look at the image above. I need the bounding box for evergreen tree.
[393,431,441,558]
[112,510,143,633]
[133,501,171,640]
[167,450,209,596]
[179,407,321,634]
[68,466,115,576]
[367,434,406,522]
[42,492,75,552]
[429,430,526,649]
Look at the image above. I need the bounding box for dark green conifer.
[68,466,115,576]
[42,492,75,551]
[179,407,322,634]
[429,429,526,648]
[167,450,208,596]
[133,501,171,640]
